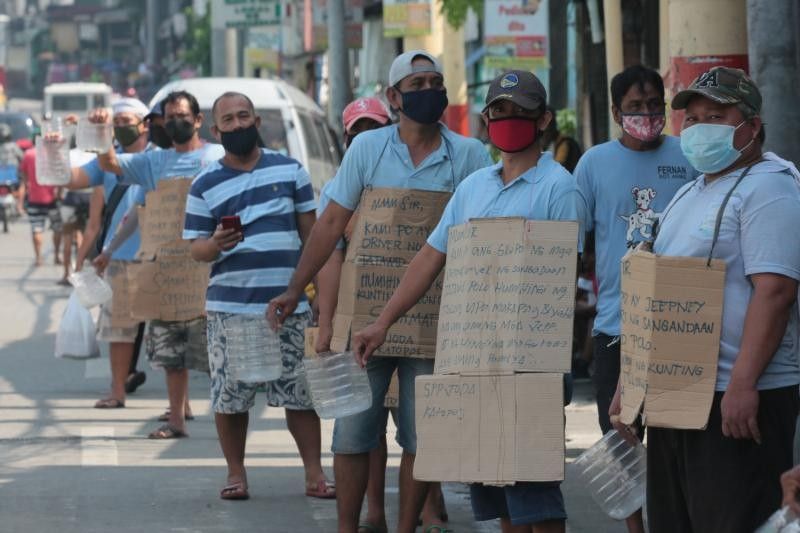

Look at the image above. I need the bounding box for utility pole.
[747,0,800,164]
[326,0,350,136]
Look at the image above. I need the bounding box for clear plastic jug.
[35,119,71,186]
[303,351,372,419]
[756,506,800,533]
[573,430,646,520]
[76,119,113,153]
[67,270,113,308]
[223,314,282,383]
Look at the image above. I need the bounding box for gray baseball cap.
[388,50,443,86]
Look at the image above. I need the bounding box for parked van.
[149,78,341,196]
[44,82,113,121]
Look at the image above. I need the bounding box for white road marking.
[80,426,118,466]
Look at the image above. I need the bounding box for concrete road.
[0,218,630,532]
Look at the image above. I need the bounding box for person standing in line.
[268,51,492,533]
[353,70,582,533]
[575,64,699,533]
[612,66,800,533]
[184,92,333,501]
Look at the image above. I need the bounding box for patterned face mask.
[621,113,666,142]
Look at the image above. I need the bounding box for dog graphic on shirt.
[620,186,659,244]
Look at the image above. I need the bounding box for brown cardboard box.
[138,178,193,260]
[434,218,579,375]
[414,373,565,483]
[619,250,725,430]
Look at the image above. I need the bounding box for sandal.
[305,478,336,499]
[157,410,195,422]
[220,480,249,500]
[94,398,125,409]
[147,424,188,439]
[357,524,388,533]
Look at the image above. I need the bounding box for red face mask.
[487,117,539,153]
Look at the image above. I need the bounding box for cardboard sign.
[108,262,137,329]
[619,250,725,430]
[434,218,579,375]
[331,188,451,359]
[127,240,210,321]
[414,373,564,483]
[138,178,193,259]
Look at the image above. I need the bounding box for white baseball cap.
[388,50,443,86]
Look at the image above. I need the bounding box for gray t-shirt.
[653,159,800,391]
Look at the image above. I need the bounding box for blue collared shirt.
[427,152,583,253]
[326,123,493,210]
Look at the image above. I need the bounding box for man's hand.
[781,466,800,515]
[352,322,388,368]
[267,290,301,331]
[63,114,80,126]
[92,251,111,276]
[88,108,111,125]
[315,322,333,354]
[609,382,641,445]
[211,224,242,252]
[720,385,761,443]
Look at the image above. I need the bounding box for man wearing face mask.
[64,97,151,408]
[352,70,582,533]
[184,92,330,502]
[608,67,800,533]
[268,50,491,533]
[143,100,173,150]
[89,91,225,439]
[574,64,698,533]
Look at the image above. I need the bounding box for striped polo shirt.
[183,149,316,315]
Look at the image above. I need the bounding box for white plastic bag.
[55,291,100,360]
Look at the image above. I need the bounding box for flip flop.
[94,398,125,409]
[147,424,188,439]
[220,480,250,500]
[357,523,388,533]
[305,479,336,499]
[157,411,195,422]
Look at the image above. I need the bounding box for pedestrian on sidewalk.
[89,91,224,439]
[611,66,800,533]
[184,91,334,502]
[65,97,151,408]
[268,50,492,533]
[575,65,699,533]
[353,70,581,533]
[18,136,63,267]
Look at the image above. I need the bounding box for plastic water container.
[303,351,372,419]
[76,119,113,153]
[35,120,71,186]
[223,314,282,383]
[573,430,646,520]
[756,507,800,533]
[67,270,112,308]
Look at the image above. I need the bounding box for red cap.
[342,97,389,134]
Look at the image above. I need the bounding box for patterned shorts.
[207,310,312,414]
[145,318,209,373]
[26,203,62,234]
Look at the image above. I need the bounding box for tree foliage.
[182,3,211,75]
[439,0,484,29]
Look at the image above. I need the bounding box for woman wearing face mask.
[610,67,800,533]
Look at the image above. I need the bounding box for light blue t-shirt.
[326,123,493,210]
[117,143,225,191]
[427,152,582,253]
[84,157,146,261]
[654,159,800,391]
[576,136,698,336]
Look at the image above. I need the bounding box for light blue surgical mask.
[680,121,753,174]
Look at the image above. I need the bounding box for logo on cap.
[355,99,369,111]
[695,71,719,88]
[500,73,519,89]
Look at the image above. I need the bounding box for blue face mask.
[679,121,753,174]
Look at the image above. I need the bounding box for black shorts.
[647,385,799,533]
[591,333,620,433]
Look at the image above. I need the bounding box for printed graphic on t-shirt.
[620,186,659,245]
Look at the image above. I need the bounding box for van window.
[93,94,107,108]
[52,95,88,112]
[298,112,325,161]
[313,115,338,165]
[197,108,289,155]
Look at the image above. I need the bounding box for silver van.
[149,78,341,196]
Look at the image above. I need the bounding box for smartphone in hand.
[220,215,244,241]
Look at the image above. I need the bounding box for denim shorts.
[331,356,433,455]
[470,482,566,526]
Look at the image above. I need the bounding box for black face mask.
[220,124,260,156]
[164,119,195,144]
[114,125,141,148]
[397,88,448,125]
[148,125,173,149]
